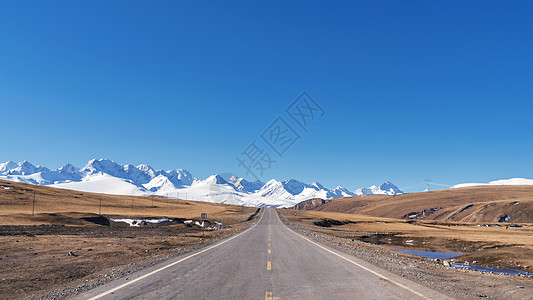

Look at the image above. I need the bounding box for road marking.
[265,291,273,300]
[268,242,271,246]
[274,210,430,299]
[86,209,266,300]
[267,261,272,270]
[268,249,271,254]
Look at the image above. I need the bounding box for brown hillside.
[0,179,254,225]
[294,186,533,223]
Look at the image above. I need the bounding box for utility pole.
[99,198,102,215]
[32,191,36,216]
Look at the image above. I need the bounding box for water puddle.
[390,248,533,277]
[450,263,533,277]
[390,248,464,259]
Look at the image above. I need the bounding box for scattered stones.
[498,215,510,222]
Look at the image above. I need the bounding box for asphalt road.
[75,208,451,299]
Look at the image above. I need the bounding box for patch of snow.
[50,174,149,196]
[452,178,533,189]
[112,218,172,227]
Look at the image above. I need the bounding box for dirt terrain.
[281,209,533,272]
[0,179,252,224]
[293,185,533,223]
[289,186,533,275]
[279,210,533,300]
[0,180,259,299]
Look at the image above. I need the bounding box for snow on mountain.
[202,174,229,185]
[0,161,18,173]
[2,161,50,176]
[354,181,402,196]
[0,159,403,207]
[256,179,294,199]
[40,163,83,183]
[81,159,150,186]
[143,175,178,193]
[81,159,122,176]
[452,178,533,189]
[136,164,156,177]
[58,163,79,174]
[164,169,195,186]
[51,173,148,196]
[329,186,356,198]
[255,179,338,201]
[227,176,264,193]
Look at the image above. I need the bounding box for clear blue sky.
[1,1,532,192]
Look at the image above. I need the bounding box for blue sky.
[1,1,532,192]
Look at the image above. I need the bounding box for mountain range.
[0,159,403,207]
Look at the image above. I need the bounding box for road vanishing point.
[76,208,451,300]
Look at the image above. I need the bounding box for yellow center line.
[268,242,271,246]
[267,261,272,270]
[265,291,273,300]
[268,249,271,254]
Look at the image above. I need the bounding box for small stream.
[450,263,533,277]
[390,248,464,259]
[390,248,533,277]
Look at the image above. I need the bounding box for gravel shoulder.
[279,209,533,300]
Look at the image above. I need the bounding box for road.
[75,208,451,299]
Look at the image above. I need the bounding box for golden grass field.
[297,185,533,223]
[0,179,255,225]
[0,179,258,298]
[287,186,533,273]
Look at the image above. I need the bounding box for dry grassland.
[302,185,533,223]
[282,209,533,273]
[0,180,259,299]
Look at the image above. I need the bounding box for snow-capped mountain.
[329,186,356,198]
[1,161,50,176]
[227,176,264,193]
[0,161,19,173]
[255,179,333,200]
[452,178,533,189]
[354,181,403,196]
[0,159,403,207]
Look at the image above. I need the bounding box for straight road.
[75,208,451,299]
